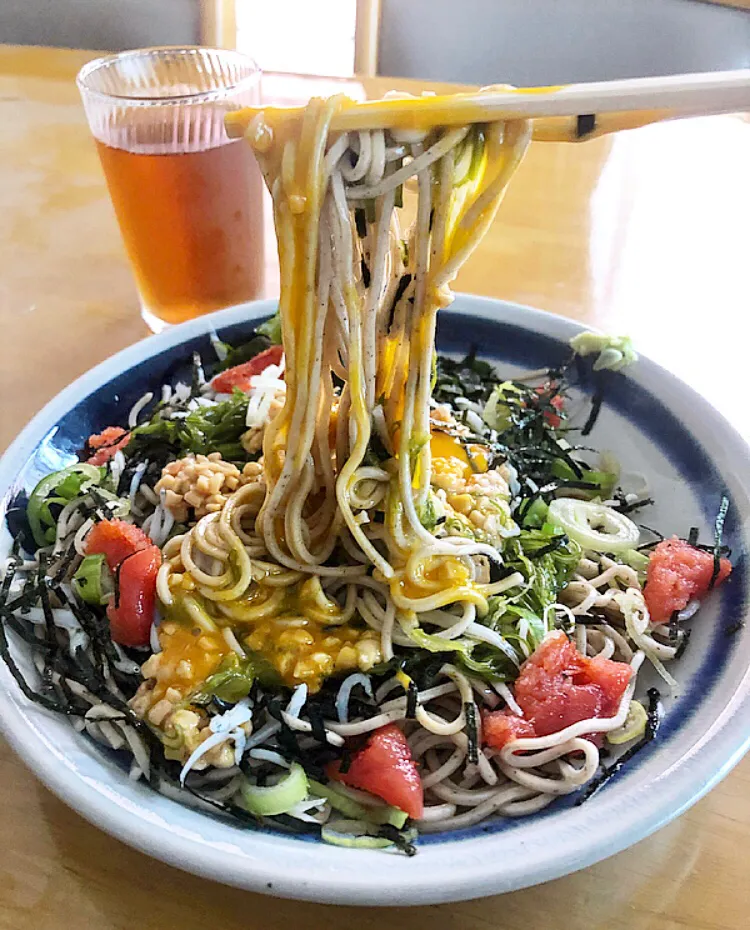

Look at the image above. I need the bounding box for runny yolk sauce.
[409,555,472,593]
[158,579,379,696]
[149,622,230,704]
[430,431,489,477]
[391,554,485,610]
[235,581,373,687]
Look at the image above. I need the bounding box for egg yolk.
[430,430,488,475]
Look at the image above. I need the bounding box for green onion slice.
[308,780,408,828]
[607,700,647,745]
[241,762,309,817]
[547,498,639,553]
[321,819,417,850]
[621,548,650,573]
[72,553,113,606]
[27,464,103,547]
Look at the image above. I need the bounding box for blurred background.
[2,0,749,84]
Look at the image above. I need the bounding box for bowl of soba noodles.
[0,91,748,904]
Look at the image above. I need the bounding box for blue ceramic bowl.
[0,296,748,904]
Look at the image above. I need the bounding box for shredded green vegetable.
[569,332,638,372]
[127,389,251,464]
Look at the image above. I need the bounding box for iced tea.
[77,47,263,331]
[96,137,263,326]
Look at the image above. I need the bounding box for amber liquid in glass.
[96,138,264,327]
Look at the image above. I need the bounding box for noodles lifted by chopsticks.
[154,97,533,687]
[246,96,529,583]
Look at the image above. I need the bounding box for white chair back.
[0,0,200,51]
[377,0,750,85]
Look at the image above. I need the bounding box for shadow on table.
[32,780,703,930]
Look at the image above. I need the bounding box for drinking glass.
[77,47,263,332]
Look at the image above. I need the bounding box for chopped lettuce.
[482,381,525,432]
[457,528,581,682]
[395,527,581,684]
[569,332,637,372]
[507,527,581,610]
[459,601,547,680]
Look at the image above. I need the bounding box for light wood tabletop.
[1,43,750,930]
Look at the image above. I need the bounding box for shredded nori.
[37,557,58,694]
[263,696,283,722]
[339,747,353,775]
[4,494,35,555]
[1,542,165,733]
[637,524,665,548]
[0,618,73,713]
[190,351,204,398]
[709,495,729,589]
[0,554,19,604]
[612,496,655,516]
[267,812,323,835]
[1,609,53,650]
[0,558,86,715]
[666,610,681,643]
[376,822,417,857]
[406,680,418,719]
[182,781,259,825]
[581,385,604,437]
[465,702,479,765]
[306,702,328,745]
[49,540,81,585]
[674,628,692,659]
[575,688,662,804]
[529,535,571,560]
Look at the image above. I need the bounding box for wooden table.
[1,44,749,930]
